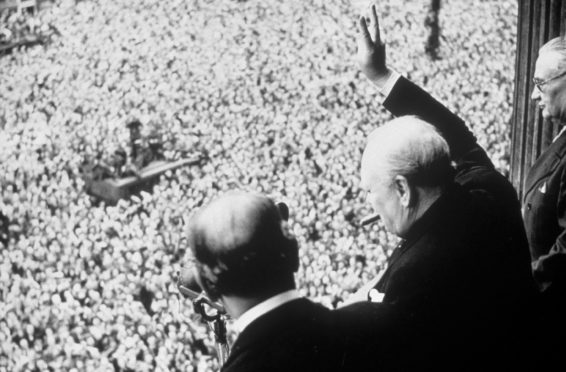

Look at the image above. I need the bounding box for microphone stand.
[193,295,230,365]
[178,285,230,365]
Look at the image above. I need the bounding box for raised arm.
[356,5,486,164]
[354,5,533,305]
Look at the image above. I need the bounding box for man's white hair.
[540,36,566,70]
[361,116,453,188]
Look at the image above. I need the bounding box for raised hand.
[356,4,391,85]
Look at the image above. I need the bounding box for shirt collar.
[234,289,301,333]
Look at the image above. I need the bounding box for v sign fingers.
[358,16,374,50]
[356,11,389,85]
[370,4,383,47]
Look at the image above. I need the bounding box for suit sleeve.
[382,76,493,168]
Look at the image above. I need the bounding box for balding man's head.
[532,37,566,122]
[360,116,453,236]
[361,116,452,189]
[187,192,298,299]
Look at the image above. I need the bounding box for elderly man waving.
[353,5,538,370]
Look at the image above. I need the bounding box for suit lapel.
[524,133,566,200]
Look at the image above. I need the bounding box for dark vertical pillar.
[511,0,566,198]
[425,0,441,59]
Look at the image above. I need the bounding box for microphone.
[177,266,230,362]
[178,266,202,296]
[177,266,225,313]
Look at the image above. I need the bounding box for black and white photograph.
[1,0,565,371]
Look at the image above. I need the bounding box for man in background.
[525,37,566,325]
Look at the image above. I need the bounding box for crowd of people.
[0,1,57,53]
[0,0,518,371]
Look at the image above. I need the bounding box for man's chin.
[542,111,564,124]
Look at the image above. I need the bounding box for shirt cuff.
[380,70,401,97]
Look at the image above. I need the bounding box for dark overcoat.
[374,77,538,369]
[222,298,414,372]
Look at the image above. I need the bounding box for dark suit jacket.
[221,298,336,372]
[383,77,529,246]
[334,301,428,372]
[523,132,566,297]
[222,298,417,372]
[374,77,538,368]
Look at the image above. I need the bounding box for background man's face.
[532,51,566,122]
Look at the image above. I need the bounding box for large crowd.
[0,0,517,371]
[0,1,58,54]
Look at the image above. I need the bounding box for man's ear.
[394,175,413,207]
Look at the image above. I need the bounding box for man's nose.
[531,86,540,100]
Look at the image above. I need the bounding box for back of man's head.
[361,116,453,190]
[187,192,299,300]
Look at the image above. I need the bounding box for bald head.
[187,192,298,298]
[360,116,454,236]
[361,116,453,190]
